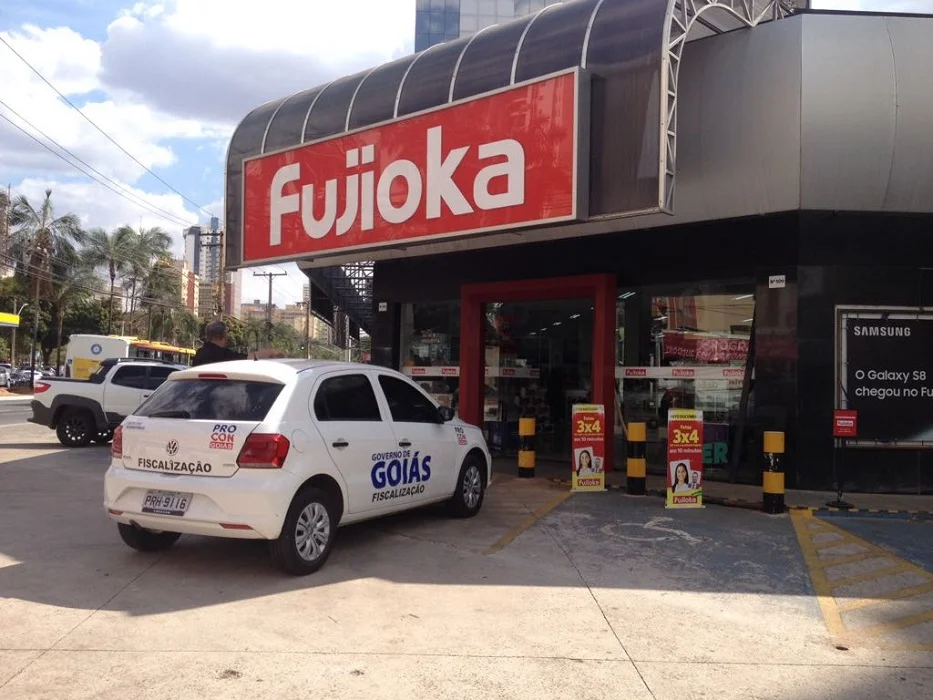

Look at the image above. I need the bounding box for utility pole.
[200,227,225,317]
[252,270,286,347]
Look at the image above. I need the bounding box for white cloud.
[99,0,414,124]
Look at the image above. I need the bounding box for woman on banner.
[672,462,693,492]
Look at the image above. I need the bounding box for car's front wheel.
[448,454,486,518]
[56,408,95,447]
[117,523,181,552]
[269,486,338,575]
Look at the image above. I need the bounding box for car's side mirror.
[437,406,455,423]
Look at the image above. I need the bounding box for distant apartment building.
[240,299,331,343]
[171,258,200,314]
[414,0,560,51]
[184,218,241,319]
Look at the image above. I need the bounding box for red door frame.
[458,273,617,471]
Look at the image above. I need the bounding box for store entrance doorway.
[458,274,618,471]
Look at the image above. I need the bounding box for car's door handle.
[332,440,349,448]
[398,440,411,448]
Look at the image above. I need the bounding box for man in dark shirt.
[191,321,281,367]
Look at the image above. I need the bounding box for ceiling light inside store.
[743,318,754,322]
[619,291,636,299]
[553,321,562,326]
[734,294,754,300]
[570,313,580,319]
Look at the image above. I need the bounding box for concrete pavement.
[1,429,931,699]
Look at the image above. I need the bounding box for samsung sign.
[843,315,933,442]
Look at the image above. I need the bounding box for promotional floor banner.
[571,403,606,492]
[666,408,704,508]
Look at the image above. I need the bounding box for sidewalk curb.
[547,477,933,518]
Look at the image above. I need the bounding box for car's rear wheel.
[117,523,181,552]
[56,408,95,447]
[270,486,338,575]
[448,454,486,518]
[93,428,114,444]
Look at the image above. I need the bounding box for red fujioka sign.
[241,70,583,264]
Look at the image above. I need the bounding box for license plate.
[141,490,192,516]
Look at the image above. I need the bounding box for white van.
[66,335,193,379]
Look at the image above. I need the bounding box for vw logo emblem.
[90,343,102,355]
[165,440,179,456]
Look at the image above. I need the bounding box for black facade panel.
[512,0,597,84]
[396,39,468,117]
[584,0,666,216]
[303,72,369,142]
[264,86,326,153]
[451,16,534,101]
[347,56,417,130]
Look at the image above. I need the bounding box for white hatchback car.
[104,359,492,575]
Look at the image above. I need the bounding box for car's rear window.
[135,379,284,421]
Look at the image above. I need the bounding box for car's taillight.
[34,382,51,394]
[111,425,123,459]
[236,433,289,469]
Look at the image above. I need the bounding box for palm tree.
[123,226,172,319]
[49,248,98,369]
[83,226,137,334]
[9,188,83,371]
[139,255,181,339]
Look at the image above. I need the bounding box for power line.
[0,110,196,230]
[0,99,195,229]
[0,33,215,218]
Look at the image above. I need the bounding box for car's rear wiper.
[146,410,190,418]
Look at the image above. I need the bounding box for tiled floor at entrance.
[360,471,570,556]
[791,509,933,651]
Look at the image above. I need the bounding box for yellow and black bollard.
[762,430,785,514]
[518,417,536,479]
[626,422,647,495]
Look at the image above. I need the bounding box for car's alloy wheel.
[449,455,486,518]
[270,486,338,575]
[295,502,331,562]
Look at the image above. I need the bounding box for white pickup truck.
[30,358,185,447]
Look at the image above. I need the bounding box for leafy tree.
[82,226,136,334]
[9,189,83,365]
[122,226,172,316]
[47,247,99,369]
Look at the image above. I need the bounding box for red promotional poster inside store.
[666,409,705,507]
[242,71,581,264]
[833,410,858,438]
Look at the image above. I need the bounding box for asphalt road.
[0,398,31,428]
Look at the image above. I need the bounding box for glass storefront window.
[399,301,461,410]
[616,283,756,478]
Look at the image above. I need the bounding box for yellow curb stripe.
[838,580,933,613]
[483,491,572,556]
[790,510,847,638]
[859,609,933,637]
